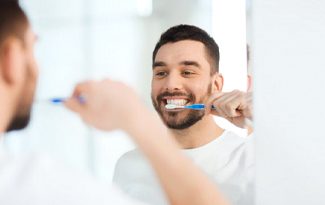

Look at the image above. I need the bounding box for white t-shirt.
[0,149,146,205]
[113,130,255,205]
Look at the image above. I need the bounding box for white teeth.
[166,99,187,106]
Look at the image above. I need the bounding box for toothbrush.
[48,96,86,104]
[165,104,215,110]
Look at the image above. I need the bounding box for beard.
[164,108,205,129]
[152,84,212,130]
[6,111,31,132]
[6,63,36,132]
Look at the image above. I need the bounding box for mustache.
[157,91,194,102]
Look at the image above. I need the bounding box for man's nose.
[163,73,183,91]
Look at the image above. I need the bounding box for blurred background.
[3,0,248,182]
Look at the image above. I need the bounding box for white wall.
[253,0,325,204]
[212,0,248,137]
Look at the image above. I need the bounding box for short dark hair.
[0,0,29,45]
[152,24,220,73]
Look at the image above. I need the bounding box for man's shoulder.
[216,130,247,151]
[221,130,255,169]
[113,149,153,183]
[221,129,246,140]
[0,153,99,190]
[222,129,254,151]
[0,152,60,180]
[115,149,146,167]
[0,153,145,205]
[211,130,254,169]
[112,150,167,205]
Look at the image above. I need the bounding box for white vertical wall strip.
[212,0,247,91]
[253,0,325,204]
[212,0,248,137]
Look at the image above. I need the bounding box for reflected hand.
[64,79,145,132]
[206,90,253,129]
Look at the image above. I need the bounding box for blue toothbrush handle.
[185,104,216,110]
[50,96,86,104]
[50,98,66,104]
[186,104,205,110]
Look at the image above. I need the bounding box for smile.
[162,98,191,112]
[166,99,188,106]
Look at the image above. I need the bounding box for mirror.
[4,0,252,204]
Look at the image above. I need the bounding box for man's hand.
[206,90,253,129]
[64,79,145,132]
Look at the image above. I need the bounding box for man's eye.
[155,71,167,77]
[182,70,195,76]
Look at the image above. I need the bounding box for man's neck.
[169,115,224,149]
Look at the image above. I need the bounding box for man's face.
[7,27,39,132]
[151,40,218,129]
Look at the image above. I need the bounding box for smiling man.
[113,25,254,205]
[151,35,224,147]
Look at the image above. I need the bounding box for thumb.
[205,92,224,114]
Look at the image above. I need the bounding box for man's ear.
[211,73,223,93]
[0,37,24,85]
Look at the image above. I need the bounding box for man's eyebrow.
[152,61,167,69]
[180,61,201,68]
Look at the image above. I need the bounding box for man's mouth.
[155,91,195,113]
[166,99,188,105]
[162,98,191,111]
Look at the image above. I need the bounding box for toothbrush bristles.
[165,104,183,109]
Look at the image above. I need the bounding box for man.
[0,1,141,204]
[113,25,254,205]
[0,1,230,205]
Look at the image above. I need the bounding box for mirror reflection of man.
[113,25,254,205]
